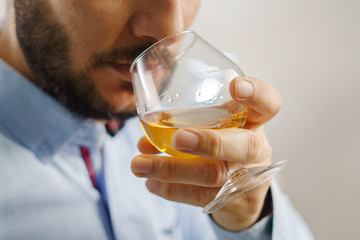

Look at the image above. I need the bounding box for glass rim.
[129,30,196,73]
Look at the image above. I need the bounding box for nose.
[131,0,185,43]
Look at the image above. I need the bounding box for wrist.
[210,186,273,231]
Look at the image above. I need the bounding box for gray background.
[1,0,359,239]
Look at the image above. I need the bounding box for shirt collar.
[0,58,107,161]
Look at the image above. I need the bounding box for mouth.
[112,62,133,83]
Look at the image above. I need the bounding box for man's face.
[14,0,200,120]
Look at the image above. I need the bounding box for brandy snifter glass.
[130,31,287,214]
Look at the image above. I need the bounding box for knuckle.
[162,183,174,200]
[206,131,224,158]
[201,161,227,186]
[158,158,172,179]
[263,142,273,163]
[246,133,273,163]
[246,133,261,161]
[193,187,211,205]
[253,78,267,102]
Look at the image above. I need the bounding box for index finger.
[172,127,271,164]
[229,77,282,128]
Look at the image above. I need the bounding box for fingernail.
[235,78,253,98]
[132,157,151,174]
[172,130,199,152]
[146,180,160,192]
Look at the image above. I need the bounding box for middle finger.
[131,155,230,187]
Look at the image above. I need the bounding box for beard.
[13,0,152,121]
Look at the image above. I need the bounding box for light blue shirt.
[0,57,313,239]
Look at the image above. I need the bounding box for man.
[0,0,313,239]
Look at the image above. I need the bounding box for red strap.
[80,146,98,190]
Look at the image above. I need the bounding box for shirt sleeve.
[209,214,273,240]
[208,181,314,240]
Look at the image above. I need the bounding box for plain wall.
[1,0,359,239]
[0,0,4,19]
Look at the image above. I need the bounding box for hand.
[131,76,282,231]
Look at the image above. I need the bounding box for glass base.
[203,159,288,214]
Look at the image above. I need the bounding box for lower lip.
[112,63,132,82]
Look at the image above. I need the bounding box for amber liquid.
[140,106,248,158]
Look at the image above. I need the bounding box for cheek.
[182,0,200,28]
[52,1,133,70]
